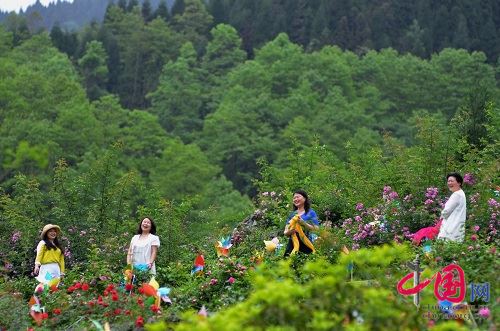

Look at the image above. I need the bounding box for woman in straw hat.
[33,224,65,283]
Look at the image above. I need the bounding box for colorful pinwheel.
[215,236,232,257]
[191,254,205,275]
[263,237,282,253]
[198,305,208,319]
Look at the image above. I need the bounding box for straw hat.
[40,224,61,239]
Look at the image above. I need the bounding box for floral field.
[0,111,499,330]
[0,173,498,330]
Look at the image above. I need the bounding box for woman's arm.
[300,210,320,232]
[441,193,460,219]
[126,237,134,265]
[149,245,158,268]
[300,220,319,232]
[59,249,65,275]
[33,241,44,275]
[284,223,295,236]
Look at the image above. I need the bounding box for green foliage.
[189,176,254,241]
[78,40,109,100]
[172,245,424,331]
[3,140,49,172]
[172,0,213,54]
[149,42,205,142]
[0,292,30,330]
[0,9,499,330]
[0,25,13,56]
[150,138,219,200]
[0,175,45,276]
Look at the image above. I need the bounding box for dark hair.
[292,189,311,213]
[447,172,463,186]
[136,217,157,235]
[43,232,64,253]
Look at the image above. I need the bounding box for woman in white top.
[437,173,467,242]
[127,217,160,274]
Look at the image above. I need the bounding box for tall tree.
[154,0,170,21]
[208,0,226,24]
[117,0,127,11]
[202,24,246,78]
[141,0,153,22]
[402,19,426,58]
[201,24,246,116]
[78,40,109,101]
[149,42,204,142]
[171,0,186,17]
[127,0,139,12]
[0,26,13,57]
[50,25,78,58]
[172,0,213,54]
[3,13,31,46]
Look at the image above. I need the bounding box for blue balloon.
[134,263,149,271]
[438,300,453,314]
[157,287,171,296]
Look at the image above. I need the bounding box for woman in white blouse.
[127,217,160,274]
[437,173,467,242]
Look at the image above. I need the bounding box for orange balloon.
[140,283,157,297]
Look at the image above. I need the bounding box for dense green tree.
[402,19,426,58]
[49,24,78,58]
[201,86,280,194]
[451,85,496,151]
[0,26,13,56]
[430,49,496,118]
[201,23,246,116]
[150,139,219,199]
[141,18,181,98]
[452,13,470,50]
[141,0,153,22]
[226,0,256,55]
[117,0,128,11]
[104,7,146,108]
[202,24,246,77]
[95,24,120,92]
[127,0,139,12]
[78,40,109,100]
[172,0,213,54]
[171,0,186,17]
[154,0,171,21]
[0,34,101,183]
[3,141,49,176]
[3,13,31,46]
[149,42,204,142]
[208,0,227,25]
[104,6,180,109]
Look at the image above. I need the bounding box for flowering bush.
[26,278,164,329]
[170,254,255,315]
[338,186,446,250]
[171,245,428,331]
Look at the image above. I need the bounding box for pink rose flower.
[478,307,490,318]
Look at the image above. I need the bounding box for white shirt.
[129,234,160,274]
[437,189,467,242]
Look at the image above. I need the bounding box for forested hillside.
[2,0,500,62]
[0,0,174,30]
[1,0,499,195]
[0,0,498,330]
